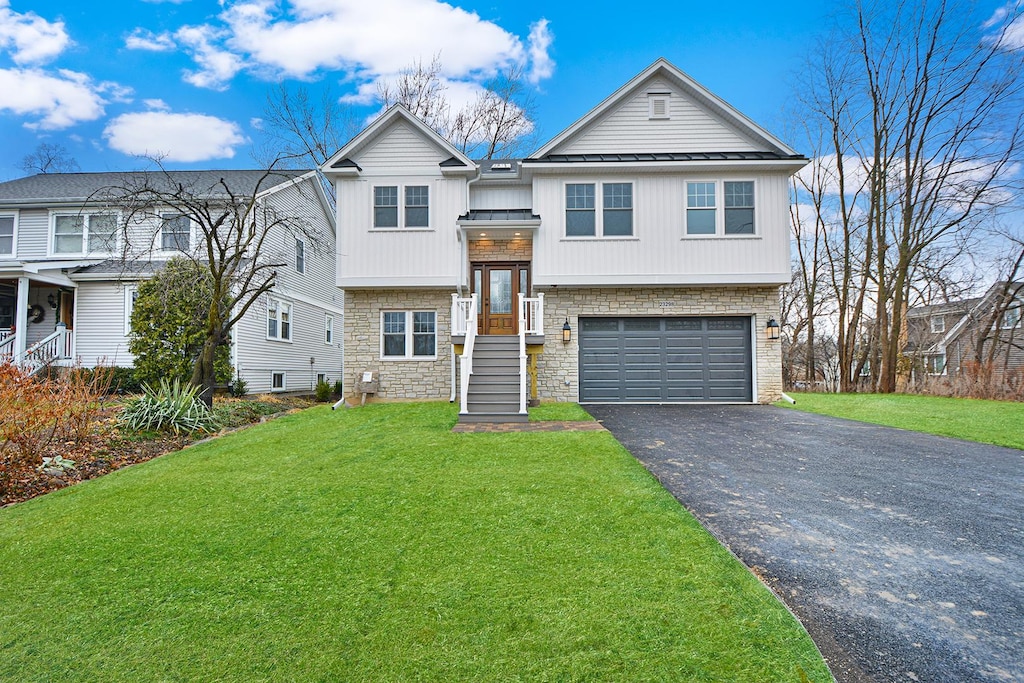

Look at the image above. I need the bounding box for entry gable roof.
[322,105,475,174]
[530,58,801,160]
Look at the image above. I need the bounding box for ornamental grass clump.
[119,379,218,435]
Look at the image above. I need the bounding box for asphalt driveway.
[586,404,1024,683]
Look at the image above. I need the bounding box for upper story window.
[161,214,191,252]
[267,298,292,341]
[381,310,436,359]
[999,300,1021,329]
[686,181,756,236]
[930,316,945,334]
[53,212,117,255]
[295,238,305,274]
[325,314,334,345]
[0,214,14,255]
[373,185,429,229]
[565,182,634,237]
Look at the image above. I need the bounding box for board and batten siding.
[72,281,135,367]
[469,185,533,210]
[336,176,465,288]
[530,172,791,286]
[557,78,762,155]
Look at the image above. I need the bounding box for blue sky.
[0,0,1012,180]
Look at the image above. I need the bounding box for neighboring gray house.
[905,281,1024,380]
[322,58,807,421]
[0,170,342,394]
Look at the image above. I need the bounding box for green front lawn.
[781,392,1024,450]
[0,402,829,681]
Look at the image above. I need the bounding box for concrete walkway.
[586,404,1024,683]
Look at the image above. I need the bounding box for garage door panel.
[579,316,752,402]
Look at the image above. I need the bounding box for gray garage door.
[579,317,753,402]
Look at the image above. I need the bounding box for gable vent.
[648,93,670,120]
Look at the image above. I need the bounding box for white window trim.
[295,238,305,274]
[271,371,286,392]
[266,297,293,342]
[48,210,121,257]
[930,316,945,334]
[682,179,759,238]
[371,184,432,231]
[325,313,334,345]
[562,180,637,240]
[123,285,138,336]
[998,299,1022,329]
[0,211,17,257]
[380,310,438,360]
[925,353,947,376]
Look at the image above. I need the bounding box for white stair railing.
[518,293,545,335]
[0,329,14,362]
[17,324,73,375]
[455,294,478,415]
[518,298,527,415]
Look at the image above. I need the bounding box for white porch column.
[14,276,28,359]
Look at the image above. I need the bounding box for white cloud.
[526,19,554,84]
[0,67,107,129]
[143,98,170,110]
[125,28,176,51]
[0,0,70,64]
[983,2,1024,49]
[104,111,247,161]
[175,24,244,90]
[137,0,554,92]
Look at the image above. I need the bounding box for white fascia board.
[523,159,809,174]
[533,272,790,287]
[337,276,458,289]
[267,285,345,316]
[0,269,78,287]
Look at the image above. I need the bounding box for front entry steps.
[459,335,527,423]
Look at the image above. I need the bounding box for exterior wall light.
[47,293,58,309]
[766,317,780,341]
[562,318,572,344]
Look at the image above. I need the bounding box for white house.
[0,169,342,394]
[322,58,807,421]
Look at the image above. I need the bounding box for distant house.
[904,281,1024,381]
[321,58,807,421]
[0,170,342,394]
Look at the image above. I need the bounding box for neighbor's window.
[53,212,118,254]
[925,354,946,375]
[565,183,596,236]
[930,316,945,334]
[381,311,436,359]
[124,286,138,336]
[325,314,334,345]
[724,181,755,234]
[271,371,285,391]
[267,298,292,341]
[295,238,305,274]
[161,214,191,252]
[405,186,429,227]
[0,215,14,255]
[1000,302,1021,329]
[686,182,717,235]
[373,186,399,228]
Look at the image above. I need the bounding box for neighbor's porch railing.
[451,294,478,415]
[17,324,74,375]
[0,328,14,361]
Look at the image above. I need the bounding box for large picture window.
[381,311,436,359]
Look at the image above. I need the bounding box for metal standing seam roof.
[0,170,310,203]
[457,209,540,222]
[524,151,808,163]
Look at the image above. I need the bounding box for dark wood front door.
[472,262,530,335]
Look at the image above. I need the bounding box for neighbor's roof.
[0,169,310,205]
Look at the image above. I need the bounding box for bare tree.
[262,84,358,167]
[794,0,1024,392]
[21,143,81,175]
[104,163,327,404]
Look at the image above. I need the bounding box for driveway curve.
[586,404,1024,683]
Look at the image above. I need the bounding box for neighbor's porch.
[0,274,76,373]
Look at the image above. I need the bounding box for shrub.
[315,379,333,402]
[119,379,218,435]
[333,379,344,397]
[230,374,248,398]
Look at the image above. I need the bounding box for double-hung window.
[686,181,756,236]
[295,238,305,274]
[565,182,633,237]
[267,298,292,341]
[930,316,945,334]
[925,354,946,375]
[381,311,436,359]
[374,185,429,228]
[0,215,14,255]
[161,214,190,252]
[53,212,118,254]
[1000,301,1021,329]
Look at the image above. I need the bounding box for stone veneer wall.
[343,288,455,400]
[467,238,532,262]
[536,286,783,404]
